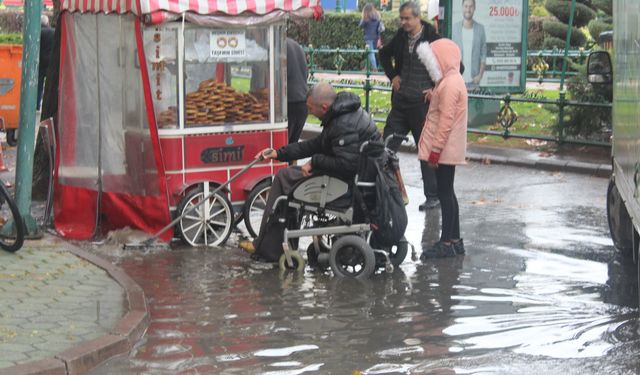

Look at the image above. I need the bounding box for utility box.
[0,44,22,134]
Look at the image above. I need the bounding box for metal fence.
[304,46,612,147]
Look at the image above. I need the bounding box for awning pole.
[14,0,42,237]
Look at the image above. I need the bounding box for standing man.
[379,1,441,211]
[38,15,55,111]
[286,38,309,144]
[452,0,486,89]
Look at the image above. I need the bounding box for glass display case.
[143,22,286,131]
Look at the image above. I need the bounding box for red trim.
[134,19,173,241]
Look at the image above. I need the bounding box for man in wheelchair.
[239,82,381,262]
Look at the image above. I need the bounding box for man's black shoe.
[418,198,440,211]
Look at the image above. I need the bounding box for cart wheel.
[6,129,17,147]
[329,235,375,279]
[243,180,271,238]
[279,251,305,271]
[177,187,233,247]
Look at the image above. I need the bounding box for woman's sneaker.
[420,241,456,260]
[452,239,465,255]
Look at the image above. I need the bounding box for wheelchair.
[272,135,413,279]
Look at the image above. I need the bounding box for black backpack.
[356,141,408,248]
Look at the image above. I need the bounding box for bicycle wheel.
[0,182,25,252]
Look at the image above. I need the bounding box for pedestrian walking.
[38,15,55,111]
[286,37,309,144]
[359,4,383,71]
[378,1,440,211]
[416,38,468,259]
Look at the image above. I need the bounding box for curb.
[2,246,148,375]
[465,151,612,178]
[301,126,611,178]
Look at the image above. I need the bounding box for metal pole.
[14,0,42,236]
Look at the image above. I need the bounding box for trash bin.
[0,44,22,146]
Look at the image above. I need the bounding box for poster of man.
[450,0,527,92]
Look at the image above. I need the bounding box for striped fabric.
[61,0,320,15]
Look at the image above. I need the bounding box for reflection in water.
[91,196,640,374]
[444,249,636,358]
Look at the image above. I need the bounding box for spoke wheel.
[329,235,375,279]
[178,187,233,247]
[0,183,25,252]
[243,180,271,238]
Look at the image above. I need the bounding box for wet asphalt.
[89,153,640,374]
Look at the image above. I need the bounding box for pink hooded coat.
[416,39,468,165]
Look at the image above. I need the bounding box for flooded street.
[91,157,640,374]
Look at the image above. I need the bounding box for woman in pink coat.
[416,38,468,259]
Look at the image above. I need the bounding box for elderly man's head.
[306,82,337,121]
[41,15,49,27]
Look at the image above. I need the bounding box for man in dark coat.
[239,82,381,261]
[286,38,309,144]
[38,15,55,111]
[379,1,441,211]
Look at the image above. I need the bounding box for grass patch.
[305,83,560,151]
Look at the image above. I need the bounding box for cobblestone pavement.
[0,235,125,369]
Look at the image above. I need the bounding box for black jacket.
[277,92,381,180]
[379,20,441,82]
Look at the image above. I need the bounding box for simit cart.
[53,0,321,246]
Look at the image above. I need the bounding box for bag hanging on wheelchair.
[356,141,408,248]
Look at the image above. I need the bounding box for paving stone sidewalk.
[0,234,148,374]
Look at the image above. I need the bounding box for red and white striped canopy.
[61,0,321,15]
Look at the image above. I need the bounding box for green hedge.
[542,19,586,46]
[587,19,612,41]
[0,32,21,44]
[542,35,569,49]
[0,11,23,33]
[591,0,612,14]
[303,11,401,71]
[528,17,546,50]
[544,0,596,28]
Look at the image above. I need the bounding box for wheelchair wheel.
[0,183,25,252]
[279,251,305,271]
[243,180,271,238]
[329,235,375,279]
[371,236,408,268]
[306,239,331,270]
[178,187,233,247]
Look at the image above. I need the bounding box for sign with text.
[210,30,246,58]
[449,0,527,93]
